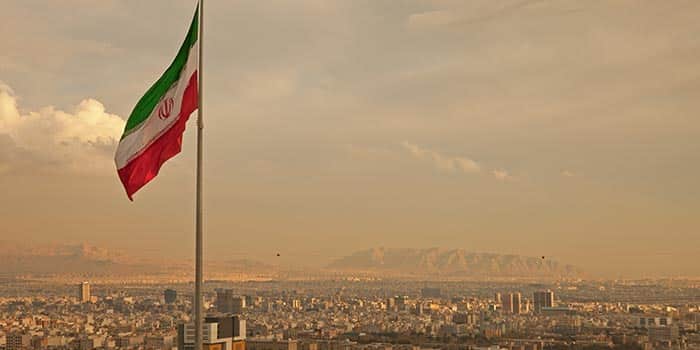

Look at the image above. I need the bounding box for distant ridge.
[0,241,275,280]
[326,247,582,278]
[0,241,136,276]
[0,242,582,280]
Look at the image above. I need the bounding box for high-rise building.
[501,293,512,314]
[639,317,672,327]
[512,292,521,314]
[232,296,245,314]
[205,315,246,340]
[177,323,196,350]
[386,297,396,311]
[165,289,177,304]
[216,290,246,314]
[178,316,246,350]
[533,290,555,314]
[414,303,425,316]
[7,333,31,350]
[452,313,477,325]
[79,282,91,303]
[395,295,408,311]
[421,288,441,298]
[494,292,502,304]
[501,292,521,314]
[216,289,234,313]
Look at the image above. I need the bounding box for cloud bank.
[401,141,519,181]
[0,83,124,175]
[401,141,480,174]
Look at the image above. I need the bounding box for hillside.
[327,247,582,278]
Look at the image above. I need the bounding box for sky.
[1,0,699,278]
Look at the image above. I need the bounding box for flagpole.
[194,0,204,349]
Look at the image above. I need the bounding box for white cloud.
[0,83,124,175]
[401,141,480,173]
[401,141,517,182]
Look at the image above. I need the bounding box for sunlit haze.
[2,0,700,279]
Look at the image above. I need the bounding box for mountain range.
[0,242,581,280]
[0,241,275,280]
[326,247,582,278]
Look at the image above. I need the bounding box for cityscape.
[1,274,699,350]
[2,1,700,350]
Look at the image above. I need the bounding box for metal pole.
[194,0,204,349]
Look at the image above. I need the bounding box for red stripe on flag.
[118,72,198,200]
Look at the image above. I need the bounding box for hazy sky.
[1,0,699,278]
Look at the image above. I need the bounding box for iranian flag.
[115,9,199,200]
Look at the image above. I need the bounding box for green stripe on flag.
[121,9,199,138]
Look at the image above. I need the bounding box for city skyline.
[1,0,700,278]
[1,278,698,350]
